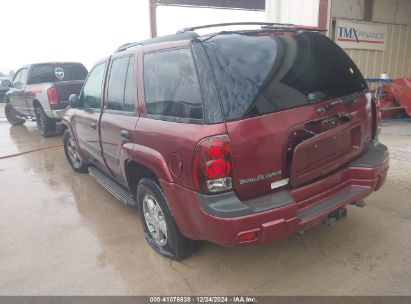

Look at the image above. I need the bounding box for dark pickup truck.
[4,62,88,137]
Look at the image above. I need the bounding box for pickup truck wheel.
[63,130,88,173]
[5,103,25,126]
[35,106,56,137]
[137,178,193,260]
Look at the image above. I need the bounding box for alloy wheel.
[143,194,168,246]
[66,137,83,168]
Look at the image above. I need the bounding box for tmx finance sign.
[335,19,387,51]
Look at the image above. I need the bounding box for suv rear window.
[203,32,367,120]
[28,63,88,85]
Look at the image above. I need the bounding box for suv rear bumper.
[160,140,389,246]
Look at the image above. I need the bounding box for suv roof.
[114,22,326,53]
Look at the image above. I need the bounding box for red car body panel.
[132,117,227,186]
[226,93,372,200]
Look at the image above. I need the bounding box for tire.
[4,103,25,125]
[137,178,193,260]
[63,129,88,173]
[34,106,56,137]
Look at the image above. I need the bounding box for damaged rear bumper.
[161,140,389,246]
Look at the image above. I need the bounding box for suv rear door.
[100,53,139,183]
[74,61,107,167]
[202,32,372,201]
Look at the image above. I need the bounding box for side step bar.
[88,166,136,207]
[297,186,369,222]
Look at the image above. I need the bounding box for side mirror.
[69,94,80,108]
[1,80,11,87]
[0,80,11,93]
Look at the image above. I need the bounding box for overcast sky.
[0,0,265,75]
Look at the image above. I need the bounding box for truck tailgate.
[53,80,84,108]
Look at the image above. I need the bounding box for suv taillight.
[193,135,233,194]
[47,87,59,105]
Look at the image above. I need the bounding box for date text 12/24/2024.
[149,296,257,303]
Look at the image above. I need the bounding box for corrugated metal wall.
[343,22,411,79]
[332,0,411,79]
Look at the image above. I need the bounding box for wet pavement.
[0,103,411,295]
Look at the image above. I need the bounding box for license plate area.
[290,123,363,187]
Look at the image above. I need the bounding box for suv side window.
[106,56,135,114]
[82,62,106,110]
[12,70,23,89]
[143,48,203,122]
[20,69,28,86]
[124,57,135,113]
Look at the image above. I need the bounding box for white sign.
[335,19,387,51]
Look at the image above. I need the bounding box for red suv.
[63,23,389,260]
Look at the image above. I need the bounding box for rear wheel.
[63,129,88,173]
[5,103,25,125]
[137,178,193,260]
[35,106,56,137]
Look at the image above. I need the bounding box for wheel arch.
[62,120,89,164]
[61,123,68,133]
[122,144,174,195]
[32,99,42,109]
[124,160,159,197]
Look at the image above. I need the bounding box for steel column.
[318,0,329,30]
[153,0,265,10]
[149,0,158,38]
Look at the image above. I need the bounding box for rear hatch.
[202,32,372,200]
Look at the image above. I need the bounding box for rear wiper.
[316,94,357,113]
[308,91,326,103]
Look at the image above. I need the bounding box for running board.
[88,166,136,206]
[297,186,369,222]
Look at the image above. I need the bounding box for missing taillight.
[193,135,233,194]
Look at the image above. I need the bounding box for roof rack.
[177,22,296,33]
[115,42,143,53]
[114,31,199,53]
[115,22,326,53]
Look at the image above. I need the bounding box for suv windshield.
[202,32,367,120]
[28,63,88,85]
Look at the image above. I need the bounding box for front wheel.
[137,178,193,260]
[63,129,88,173]
[35,106,56,137]
[5,103,25,125]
